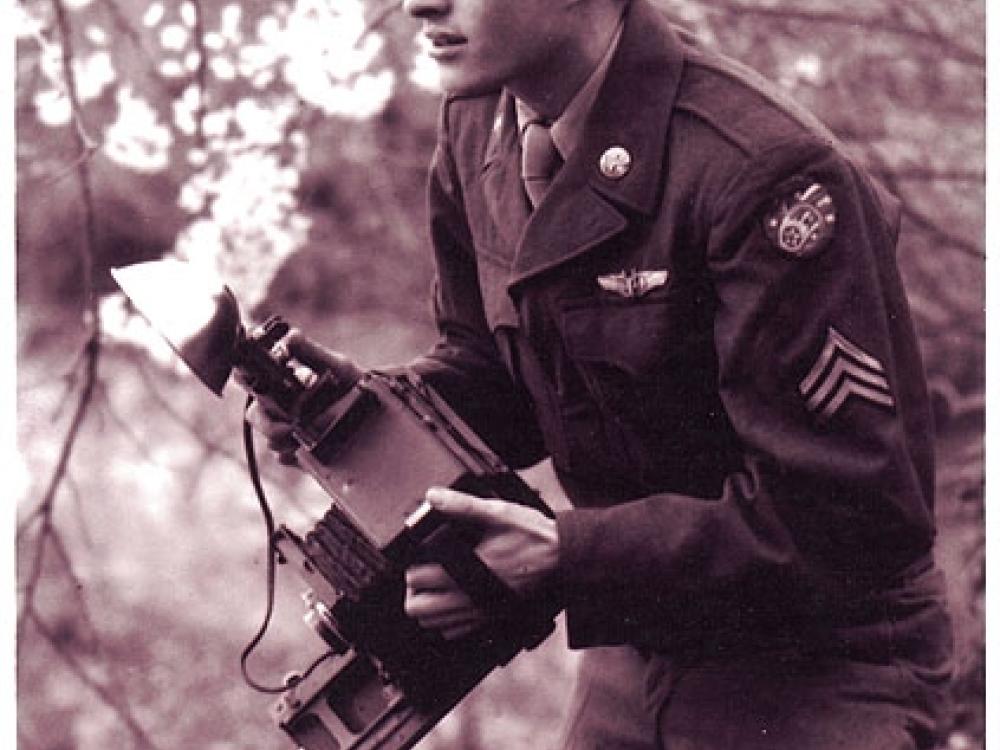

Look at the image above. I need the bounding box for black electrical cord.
[239,396,334,695]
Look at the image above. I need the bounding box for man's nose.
[403,0,450,20]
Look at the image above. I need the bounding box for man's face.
[404,0,573,97]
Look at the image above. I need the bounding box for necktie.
[521,119,563,207]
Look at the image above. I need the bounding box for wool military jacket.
[410,0,939,654]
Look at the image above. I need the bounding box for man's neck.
[508,3,625,122]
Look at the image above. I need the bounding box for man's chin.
[437,72,504,98]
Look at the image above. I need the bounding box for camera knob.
[302,590,349,654]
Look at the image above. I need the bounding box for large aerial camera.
[112,260,558,750]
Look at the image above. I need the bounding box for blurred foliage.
[15,0,984,749]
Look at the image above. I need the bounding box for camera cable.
[240,396,334,694]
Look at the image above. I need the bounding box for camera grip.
[409,507,555,650]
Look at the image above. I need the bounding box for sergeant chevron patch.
[799,327,894,420]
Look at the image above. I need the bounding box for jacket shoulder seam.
[675,56,837,158]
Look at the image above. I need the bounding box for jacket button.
[599,146,632,179]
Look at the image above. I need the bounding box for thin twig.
[20,142,104,189]
[125,356,312,515]
[17,513,54,643]
[51,0,101,302]
[16,336,101,543]
[690,0,985,68]
[95,0,177,104]
[16,335,101,655]
[95,383,160,463]
[29,612,161,750]
[46,532,100,649]
[95,0,147,49]
[190,0,209,147]
[50,337,95,422]
[870,168,984,184]
[18,3,140,745]
[898,205,985,260]
[45,530,152,744]
[128,357,244,463]
[65,470,96,550]
[361,0,404,45]
[862,146,985,259]
[17,334,99,569]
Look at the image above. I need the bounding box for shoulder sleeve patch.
[762,178,837,258]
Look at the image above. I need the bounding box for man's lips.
[423,29,468,57]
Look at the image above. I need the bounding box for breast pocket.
[560,284,702,382]
[556,281,727,495]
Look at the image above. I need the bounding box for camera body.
[240,319,558,750]
[110,261,557,750]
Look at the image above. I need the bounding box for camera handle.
[405,501,555,653]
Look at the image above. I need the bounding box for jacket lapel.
[506,0,687,289]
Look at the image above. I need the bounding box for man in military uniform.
[256,0,954,746]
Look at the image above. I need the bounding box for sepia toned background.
[15,1,984,748]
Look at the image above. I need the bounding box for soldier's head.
[405,0,629,115]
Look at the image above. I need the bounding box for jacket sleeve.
[407,104,546,470]
[553,137,937,649]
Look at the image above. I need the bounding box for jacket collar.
[479,0,686,289]
[568,0,683,216]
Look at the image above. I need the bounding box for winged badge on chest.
[597,269,670,299]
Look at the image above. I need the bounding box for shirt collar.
[516,13,625,160]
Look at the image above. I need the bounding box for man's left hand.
[404,487,560,640]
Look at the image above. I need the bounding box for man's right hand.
[245,329,361,466]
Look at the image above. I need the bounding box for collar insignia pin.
[599,146,632,180]
[597,269,669,298]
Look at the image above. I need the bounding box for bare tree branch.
[20,145,104,190]
[50,336,97,422]
[17,509,55,641]
[28,612,161,750]
[127,357,244,463]
[95,0,178,104]
[124,356,313,515]
[95,0,147,51]
[15,4,150,748]
[898,204,985,260]
[890,0,969,63]
[870,168,985,184]
[45,531,157,746]
[51,0,101,295]
[190,0,209,147]
[46,531,100,648]
[363,0,404,41]
[16,335,100,539]
[64,470,96,550]
[862,147,985,259]
[688,0,985,68]
[94,381,160,464]
[17,336,99,589]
